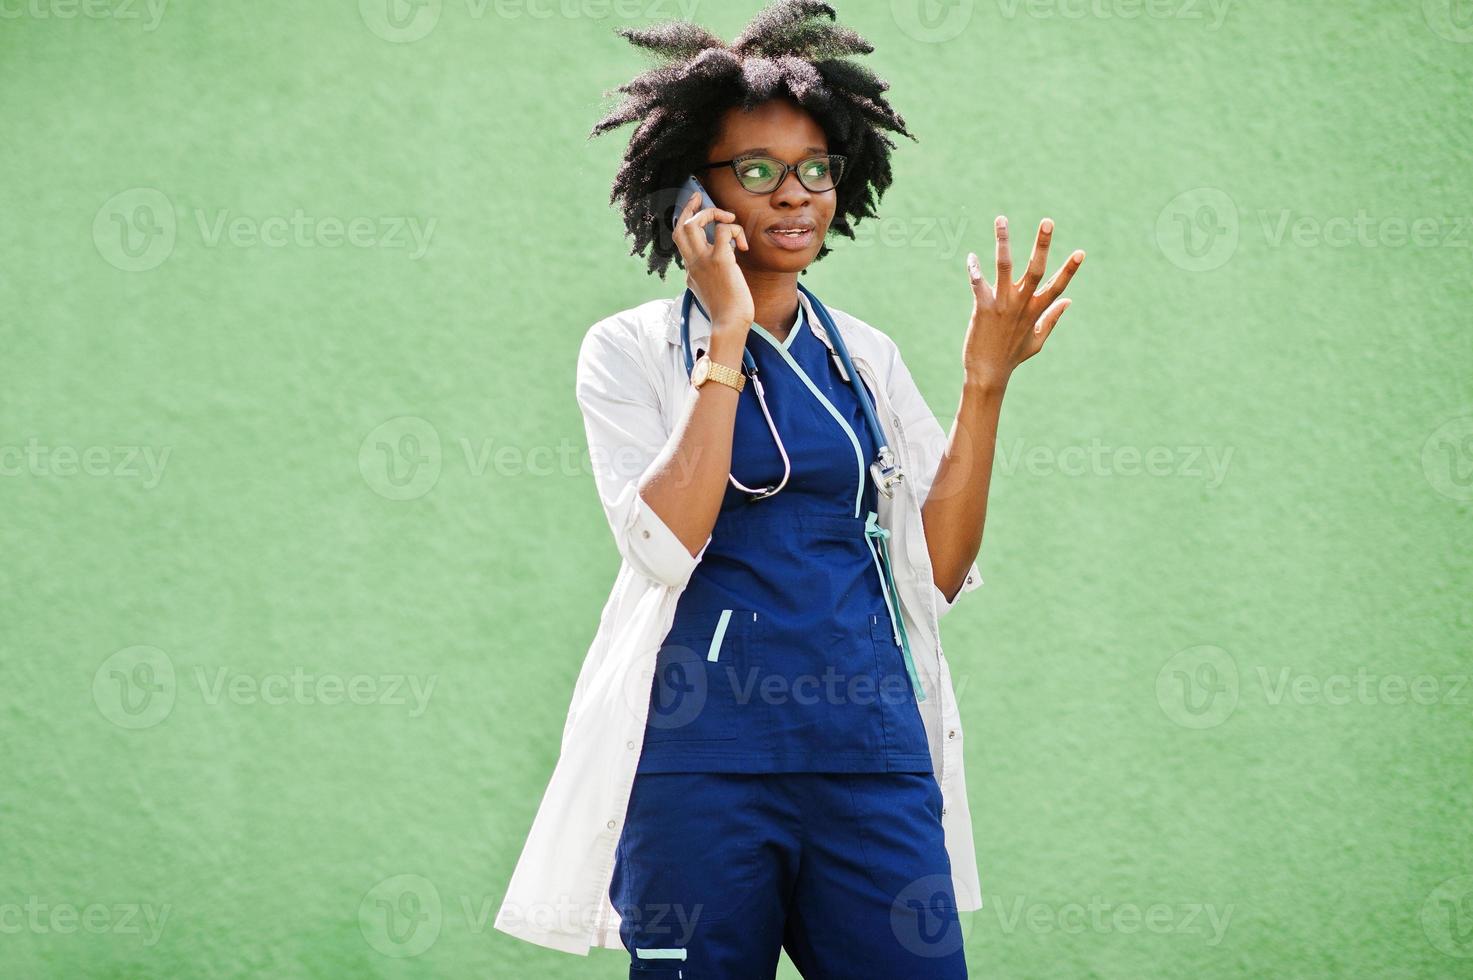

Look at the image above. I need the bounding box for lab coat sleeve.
[574,316,711,589]
[883,337,984,620]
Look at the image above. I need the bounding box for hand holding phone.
[670,176,752,335]
[673,177,737,249]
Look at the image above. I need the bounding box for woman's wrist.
[707,328,749,370]
[962,364,1010,396]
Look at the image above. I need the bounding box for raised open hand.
[962,216,1085,389]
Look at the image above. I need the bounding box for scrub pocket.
[869,611,913,704]
[869,612,931,762]
[846,772,958,912]
[645,608,763,743]
[610,773,762,931]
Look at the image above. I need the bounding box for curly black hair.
[591,0,915,278]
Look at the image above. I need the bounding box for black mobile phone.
[672,176,734,248]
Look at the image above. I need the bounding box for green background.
[3,0,1471,977]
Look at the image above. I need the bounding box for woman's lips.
[764,226,815,250]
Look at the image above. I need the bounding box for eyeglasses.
[697,153,847,194]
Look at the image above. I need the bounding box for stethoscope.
[680,282,904,502]
[679,282,924,701]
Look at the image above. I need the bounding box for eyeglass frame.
[696,152,848,194]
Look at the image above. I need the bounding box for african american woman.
[494,2,1085,976]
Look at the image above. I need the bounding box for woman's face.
[700,98,837,276]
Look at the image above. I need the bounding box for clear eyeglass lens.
[736,158,781,191]
[802,156,842,191]
[733,155,844,193]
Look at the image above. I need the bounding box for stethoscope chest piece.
[870,451,903,499]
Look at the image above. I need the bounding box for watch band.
[702,358,746,393]
[693,353,746,393]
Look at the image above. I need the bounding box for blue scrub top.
[638,303,932,774]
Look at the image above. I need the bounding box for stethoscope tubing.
[679,285,920,698]
[679,285,901,495]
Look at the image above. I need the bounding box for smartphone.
[672,176,734,248]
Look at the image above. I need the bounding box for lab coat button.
[641,530,650,539]
[947,729,956,739]
[625,740,635,750]
[607,819,617,830]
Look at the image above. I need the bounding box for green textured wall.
[3,1,1471,977]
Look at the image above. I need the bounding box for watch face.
[691,357,708,385]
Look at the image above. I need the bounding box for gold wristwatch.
[690,353,746,393]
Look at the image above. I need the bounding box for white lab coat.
[493,288,985,955]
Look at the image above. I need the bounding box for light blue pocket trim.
[635,947,688,960]
[707,608,733,662]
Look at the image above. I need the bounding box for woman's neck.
[744,268,800,339]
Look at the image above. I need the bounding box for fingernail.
[1042,218,1053,233]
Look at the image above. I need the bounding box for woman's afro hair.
[591,0,914,278]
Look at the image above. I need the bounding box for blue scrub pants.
[609,771,968,979]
